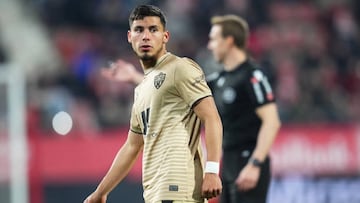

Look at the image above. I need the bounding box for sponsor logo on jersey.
[169,185,179,191]
[192,74,206,86]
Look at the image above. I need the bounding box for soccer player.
[100,11,281,203]
[83,5,223,203]
[207,15,281,203]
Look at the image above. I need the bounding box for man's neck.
[141,59,157,69]
[223,48,247,71]
[141,49,168,70]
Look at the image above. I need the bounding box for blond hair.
[211,15,249,49]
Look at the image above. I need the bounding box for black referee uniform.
[207,60,275,203]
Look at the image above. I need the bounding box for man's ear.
[163,31,170,43]
[225,35,234,46]
[127,30,132,43]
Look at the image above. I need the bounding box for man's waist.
[222,136,257,150]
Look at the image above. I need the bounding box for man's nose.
[207,42,212,50]
[142,29,151,40]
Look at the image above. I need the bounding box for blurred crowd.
[7,0,360,133]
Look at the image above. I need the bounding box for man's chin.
[140,53,155,61]
[213,58,221,63]
[215,57,224,64]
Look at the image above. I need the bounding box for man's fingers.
[238,179,256,191]
[202,188,222,199]
[101,68,114,78]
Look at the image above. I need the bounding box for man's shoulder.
[206,71,221,82]
[242,60,259,71]
[177,55,201,67]
[161,53,195,67]
[166,54,204,73]
[242,60,268,77]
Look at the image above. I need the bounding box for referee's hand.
[201,173,222,199]
[236,164,260,191]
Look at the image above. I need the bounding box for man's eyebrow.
[133,25,144,29]
[149,25,159,29]
[132,25,159,29]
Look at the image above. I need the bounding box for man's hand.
[101,59,142,84]
[83,192,107,203]
[202,173,222,199]
[235,164,260,191]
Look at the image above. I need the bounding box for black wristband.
[248,157,263,167]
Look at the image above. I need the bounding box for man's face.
[207,25,229,63]
[128,16,169,62]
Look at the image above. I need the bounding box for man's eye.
[150,28,157,33]
[134,28,143,32]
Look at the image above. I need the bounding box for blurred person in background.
[84,4,223,203]
[104,14,281,203]
[206,15,280,203]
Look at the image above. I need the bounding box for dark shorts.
[220,149,271,203]
[159,201,202,203]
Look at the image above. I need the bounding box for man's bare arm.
[193,96,223,199]
[83,131,144,203]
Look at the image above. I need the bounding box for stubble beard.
[140,53,156,67]
[140,53,155,61]
[138,48,163,67]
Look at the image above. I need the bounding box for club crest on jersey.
[154,72,166,89]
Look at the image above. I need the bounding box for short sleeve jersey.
[130,53,212,203]
[207,60,275,150]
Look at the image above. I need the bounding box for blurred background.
[0,0,360,202]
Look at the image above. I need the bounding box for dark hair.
[211,15,249,49]
[129,5,167,29]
